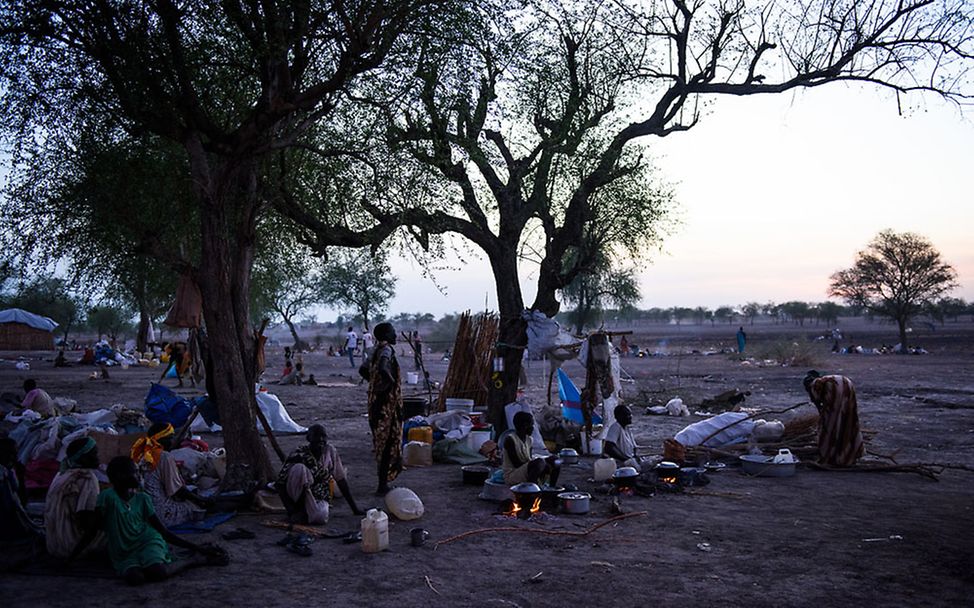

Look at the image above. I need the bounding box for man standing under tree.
[343,326,358,369]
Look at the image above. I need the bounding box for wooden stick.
[424,575,441,595]
[433,511,647,549]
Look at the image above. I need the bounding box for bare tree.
[313,0,972,428]
[829,230,957,350]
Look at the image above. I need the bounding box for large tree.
[319,249,396,331]
[829,230,957,350]
[294,0,973,430]
[561,250,642,334]
[0,1,441,480]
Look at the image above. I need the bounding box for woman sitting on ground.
[45,437,106,559]
[131,423,211,527]
[275,424,363,525]
[71,456,225,585]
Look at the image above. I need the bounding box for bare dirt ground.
[1,320,972,607]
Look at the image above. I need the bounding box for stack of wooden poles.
[436,311,499,412]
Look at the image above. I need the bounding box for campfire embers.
[501,495,542,519]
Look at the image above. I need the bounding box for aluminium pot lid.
[510,482,541,494]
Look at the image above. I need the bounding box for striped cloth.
[808,375,864,466]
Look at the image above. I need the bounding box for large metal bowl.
[740,454,798,477]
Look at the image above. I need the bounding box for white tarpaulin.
[192,389,307,435]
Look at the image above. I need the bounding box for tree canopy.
[829,230,957,349]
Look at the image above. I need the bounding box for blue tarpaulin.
[557,368,602,425]
[144,383,196,428]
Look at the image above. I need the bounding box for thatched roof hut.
[0,308,58,350]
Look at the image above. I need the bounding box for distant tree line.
[555,298,974,332]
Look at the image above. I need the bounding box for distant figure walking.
[736,327,747,354]
[343,326,358,369]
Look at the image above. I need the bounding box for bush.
[751,340,822,367]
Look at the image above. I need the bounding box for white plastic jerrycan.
[594,457,617,482]
[361,508,389,553]
[773,448,795,464]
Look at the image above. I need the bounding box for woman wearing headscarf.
[45,437,106,558]
[131,423,210,526]
[364,322,403,496]
[275,424,363,527]
[803,371,864,466]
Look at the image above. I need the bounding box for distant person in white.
[344,326,358,368]
[362,329,375,364]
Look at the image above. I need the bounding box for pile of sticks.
[436,311,499,412]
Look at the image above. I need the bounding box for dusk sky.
[363,83,974,319]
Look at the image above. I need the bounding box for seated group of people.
[499,405,644,487]
[1,431,224,585]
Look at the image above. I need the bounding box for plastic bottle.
[594,457,617,482]
[361,509,389,553]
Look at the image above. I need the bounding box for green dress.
[96,488,172,574]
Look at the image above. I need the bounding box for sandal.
[286,541,313,557]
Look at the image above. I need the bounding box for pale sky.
[363,83,974,318]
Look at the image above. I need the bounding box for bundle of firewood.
[436,311,499,412]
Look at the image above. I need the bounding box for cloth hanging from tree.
[163,274,202,328]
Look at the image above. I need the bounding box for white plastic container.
[467,428,492,453]
[406,372,419,384]
[445,398,475,412]
[361,509,389,553]
[581,435,603,455]
[594,457,617,482]
[773,448,796,464]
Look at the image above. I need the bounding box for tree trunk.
[136,307,150,353]
[281,315,309,352]
[897,317,909,351]
[190,148,273,483]
[486,250,526,433]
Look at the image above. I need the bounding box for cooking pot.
[510,482,542,518]
[611,466,639,489]
[654,461,681,483]
[558,491,591,514]
[558,448,580,465]
[461,465,491,486]
[539,485,565,511]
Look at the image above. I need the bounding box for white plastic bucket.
[581,435,603,455]
[406,372,419,384]
[467,429,492,452]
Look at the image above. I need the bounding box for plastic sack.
[144,383,194,427]
[674,412,755,448]
[384,487,425,521]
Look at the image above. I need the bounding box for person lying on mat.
[502,412,560,486]
[275,424,363,525]
[70,456,226,585]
